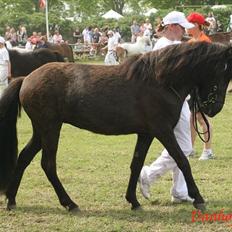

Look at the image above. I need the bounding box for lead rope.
[192,88,210,143]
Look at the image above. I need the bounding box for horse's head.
[137,36,151,46]
[196,46,232,117]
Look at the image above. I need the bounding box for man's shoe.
[171,196,194,204]
[139,169,150,199]
[199,152,214,160]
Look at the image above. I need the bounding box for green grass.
[0,94,232,232]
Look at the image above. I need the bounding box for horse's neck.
[171,78,194,102]
[136,39,144,44]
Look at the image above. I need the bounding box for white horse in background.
[116,36,152,63]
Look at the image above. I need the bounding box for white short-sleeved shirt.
[108,36,118,51]
[153,37,181,51]
[0,47,10,66]
[0,46,10,84]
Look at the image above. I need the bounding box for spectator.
[82,26,92,44]
[227,14,232,32]
[143,18,153,37]
[37,36,48,49]
[104,30,118,65]
[93,27,101,43]
[4,26,11,41]
[52,30,63,44]
[29,32,39,46]
[99,31,108,46]
[140,20,146,35]
[0,36,11,97]
[130,20,140,43]
[113,27,121,43]
[9,27,17,46]
[205,12,217,35]
[17,25,28,46]
[73,28,82,43]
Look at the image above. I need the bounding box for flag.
[39,0,46,9]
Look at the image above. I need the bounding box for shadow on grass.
[1,199,231,225]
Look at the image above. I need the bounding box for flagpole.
[45,0,49,40]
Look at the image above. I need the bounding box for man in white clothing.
[139,11,195,203]
[104,30,118,65]
[0,36,11,97]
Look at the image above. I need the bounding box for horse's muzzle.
[203,102,223,117]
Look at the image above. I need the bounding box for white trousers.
[104,51,118,65]
[0,66,8,98]
[141,100,192,198]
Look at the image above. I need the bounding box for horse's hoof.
[65,203,80,212]
[6,203,16,211]
[69,206,81,213]
[131,205,143,211]
[193,202,206,212]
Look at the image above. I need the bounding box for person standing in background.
[104,30,118,65]
[205,12,217,35]
[52,30,63,44]
[130,20,140,43]
[187,12,214,160]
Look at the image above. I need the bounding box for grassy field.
[0,92,232,232]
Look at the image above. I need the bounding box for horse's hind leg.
[6,127,42,210]
[40,123,79,212]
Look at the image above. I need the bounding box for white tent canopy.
[102,9,123,20]
[211,5,227,9]
[144,8,158,17]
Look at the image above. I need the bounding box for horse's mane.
[126,42,229,85]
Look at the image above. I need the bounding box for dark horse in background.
[0,42,231,212]
[209,31,232,44]
[44,42,75,62]
[9,48,64,78]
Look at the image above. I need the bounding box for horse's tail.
[0,77,24,192]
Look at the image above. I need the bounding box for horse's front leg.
[125,134,153,210]
[158,131,205,211]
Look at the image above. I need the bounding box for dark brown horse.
[45,42,75,62]
[9,48,64,78]
[0,42,231,212]
[209,31,232,44]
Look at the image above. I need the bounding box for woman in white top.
[0,36,11,97]
[139,11,195,203]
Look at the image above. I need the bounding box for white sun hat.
[0,36,5,44]
[163,11,194,29]
[107,30,114,35]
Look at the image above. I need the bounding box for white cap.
[107,30,114,35]
[0,36,5,44]
[163,11,194,29]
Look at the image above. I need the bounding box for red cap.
[187,12,210,26]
